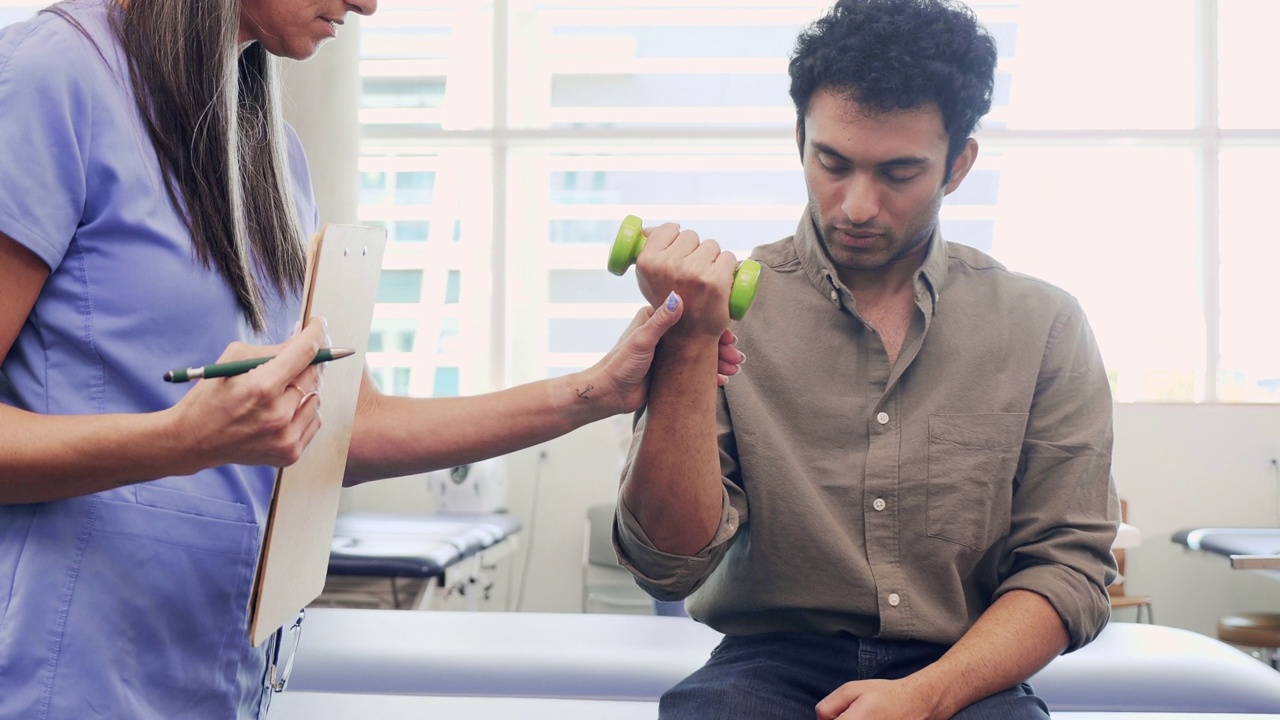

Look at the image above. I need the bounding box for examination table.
[270,608,1280,718]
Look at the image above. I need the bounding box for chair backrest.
[585,504,622,568]
[1109,498,1129,598]
[581,503,654,613]
[1111,497,1141,597]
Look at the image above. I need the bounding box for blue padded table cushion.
[327,536,457,578]
[327,513,521,579]
[1173,527,1280,557]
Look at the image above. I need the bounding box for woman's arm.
[0,232,332,504]
[344,294,710,484]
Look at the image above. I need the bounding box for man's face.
[800,89,974,283]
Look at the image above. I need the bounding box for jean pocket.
[926,413,1027,551]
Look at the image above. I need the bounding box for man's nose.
[842,173,879,225]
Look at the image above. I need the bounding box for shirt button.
[876,412,889,425]
[872,498,886,512]
[830,290,838,301]
[888,593,901,607]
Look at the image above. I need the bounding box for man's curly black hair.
[788,0,998,175]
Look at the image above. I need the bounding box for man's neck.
[840,243,927,304]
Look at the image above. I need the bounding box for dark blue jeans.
[659,632,1050,719]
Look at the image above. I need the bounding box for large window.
[355,0,1280,403]
[5,1,1277,402]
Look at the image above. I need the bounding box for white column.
[281,20,363,226]
[280,25,366,518]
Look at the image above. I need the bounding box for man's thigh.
[658,632,852,720]
[659,633,1051,720]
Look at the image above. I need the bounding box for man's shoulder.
[748,235,801,270]
[944,241,1078,307]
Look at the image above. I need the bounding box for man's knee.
[951,683,1051,720]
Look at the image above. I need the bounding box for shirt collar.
[793,214,948,315]
[915,224,948,312]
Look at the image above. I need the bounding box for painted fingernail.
[666,292,678,311]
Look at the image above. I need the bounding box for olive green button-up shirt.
[616,215,1118,652]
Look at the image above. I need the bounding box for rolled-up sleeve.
[613,396,748,601]
[995,298,1119,651]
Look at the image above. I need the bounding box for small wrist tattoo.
[576,385,595,400]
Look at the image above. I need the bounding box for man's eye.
[819,156,847,173]
[884,170,920,184]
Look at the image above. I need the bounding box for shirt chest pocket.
[926,413,1028,552]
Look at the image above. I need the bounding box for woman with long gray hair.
[0,0,744,717]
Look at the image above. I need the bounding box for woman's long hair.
[69,0,308,331]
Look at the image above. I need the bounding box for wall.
[1112,403,1280,637]
[338,415,632,613]
[279,21,361,227]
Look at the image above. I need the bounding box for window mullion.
[492,0,511,391]
[1196,0,1221,401]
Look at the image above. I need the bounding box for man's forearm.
[910,589,1068,720]
[620,333,724,556]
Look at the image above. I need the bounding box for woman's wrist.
[561,366,627,421]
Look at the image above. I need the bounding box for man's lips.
[834,228,882,247]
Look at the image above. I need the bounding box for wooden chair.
[1109,499,1154,623]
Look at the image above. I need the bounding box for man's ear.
[944,138,978,194]
[795,117,805,162]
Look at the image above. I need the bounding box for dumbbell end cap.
[728,259,761,320]
[608,215,646,275]
[606,248,631,276]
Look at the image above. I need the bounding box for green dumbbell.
[607,215,761,321]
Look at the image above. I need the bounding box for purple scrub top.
[0,1,320,717]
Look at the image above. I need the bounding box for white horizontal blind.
[359,4,497,397]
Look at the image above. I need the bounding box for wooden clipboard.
[249,223,387,646]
